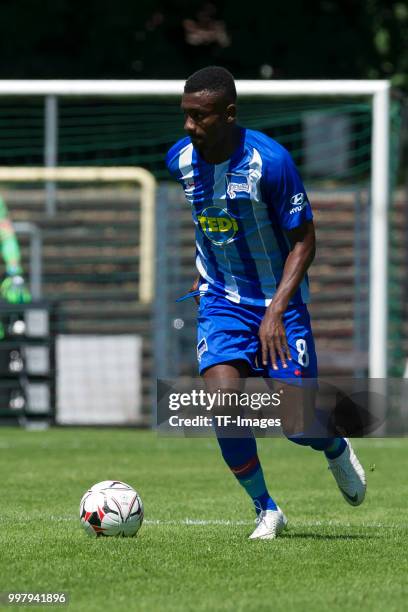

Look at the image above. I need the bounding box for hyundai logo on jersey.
[290,192,305,206]
[289,192,307,215]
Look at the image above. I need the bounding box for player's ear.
[226,103,236,123]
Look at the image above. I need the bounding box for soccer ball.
[79,480,144,537]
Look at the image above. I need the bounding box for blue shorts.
[196,293,318,379]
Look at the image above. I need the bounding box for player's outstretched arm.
[258,220,315,369]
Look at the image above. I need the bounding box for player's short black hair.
[184,66,237,103]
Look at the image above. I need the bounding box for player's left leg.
[264,304,366,506]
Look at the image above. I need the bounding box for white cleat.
[248,507,288,540]
[327,438,366,506]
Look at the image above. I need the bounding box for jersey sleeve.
[165,146,178,179]
[165,137,190,181]
[261,150,313,231]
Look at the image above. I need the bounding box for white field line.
[42,516,408,529]
[145,519,408,529]
[2,515,407,532]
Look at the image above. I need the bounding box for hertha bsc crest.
[225,174,250,199]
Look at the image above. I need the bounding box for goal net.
[0,80,404,408]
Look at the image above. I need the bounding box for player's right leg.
[197,293,287,539]
[203,361,287,539]
[203,360,270,515]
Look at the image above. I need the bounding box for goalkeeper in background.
[0,195,31,319]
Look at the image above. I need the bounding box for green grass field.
[0,428,407,611]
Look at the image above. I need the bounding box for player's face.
[181,91,235,152]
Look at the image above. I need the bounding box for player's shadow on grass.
[283,532,377,540]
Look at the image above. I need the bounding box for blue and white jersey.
[166,127,313,306]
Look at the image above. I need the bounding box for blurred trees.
[0,0,407,88]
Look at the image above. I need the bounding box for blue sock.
[324,437,347,459]
[216,434,277,514]
[288,434,347,455]
[232,455,278,513]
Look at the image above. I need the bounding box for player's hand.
[0,274,31,304]
[190,275,200,305]
[258,306,292,370]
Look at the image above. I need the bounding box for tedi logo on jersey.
[289,192,307,215]
[225,173,250,199]
[197,206,239,245]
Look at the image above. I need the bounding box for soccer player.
[0,195,31,346]
[0,195,31,310]
[166,66,366,539]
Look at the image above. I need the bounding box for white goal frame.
[0,166,156,303]
[0,79,391,378]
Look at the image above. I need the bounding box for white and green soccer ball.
[79,480,144,537]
